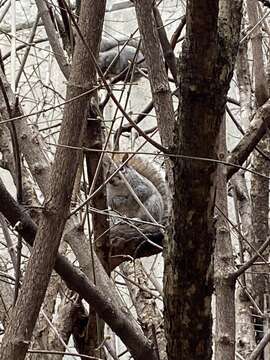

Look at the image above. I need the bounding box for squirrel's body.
[99,38,144,76]
[105,154,168,224]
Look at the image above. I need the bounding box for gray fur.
[98,45,144,75]
[106,162,164,223]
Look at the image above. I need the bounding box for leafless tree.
[1,1,270,360]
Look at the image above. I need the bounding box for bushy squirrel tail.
[112,153,170,225]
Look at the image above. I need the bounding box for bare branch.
[227,99,270,180]
[0,177,159,360]
[246,0,269,106]
[134,0,174,148]
[249,330,270,360]
[0,1,105,358]
[153,6,178,84]
[35,0,70,79]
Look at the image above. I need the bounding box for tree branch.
[0,1,104,359]
[226,99,270,180]
[0,178,158,360]
[35,0,70,79]
[134,0,174,148]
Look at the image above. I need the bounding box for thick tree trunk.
[163,1,243,359]
[73,1,109,357]
[164,2,219,357]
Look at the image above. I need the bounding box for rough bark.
[250,136,270,346]
[232,173,257,357]
[163,0,243,359]
[35,0,70,79]
[236,38,252,131]
[247,3,270,354]
[234,32,257,356]
[165,2,219,358]
[214,118,235,360]
[0,68,51,196]
[133,0,174,149]
[0,1,105,359]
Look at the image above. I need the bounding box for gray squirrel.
[98,37,144,76]
[105,154,169,224]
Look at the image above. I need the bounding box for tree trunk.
[214,118,235,360]
[0,1,106,359]
[163,1,243,359]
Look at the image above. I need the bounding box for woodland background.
[0,0,269,360]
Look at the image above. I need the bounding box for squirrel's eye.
[120,167,126,174]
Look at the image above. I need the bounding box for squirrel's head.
[104,154,130,187]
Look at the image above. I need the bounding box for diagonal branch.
[226,99,270,180]
[35,0,70,79]
[0,1,104,359]
[249,330,270,360]
[134,0,174,148]
[0,177,158,360]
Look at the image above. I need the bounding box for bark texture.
[0,1,105,359]
[214,119,235,360]
[133,0,174,149]
[234,22,256,357]
[74,1,109,356]
[163,1,243,359]
[164,3,219,358]
[233,173,257,357]
[247,3,270,354]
